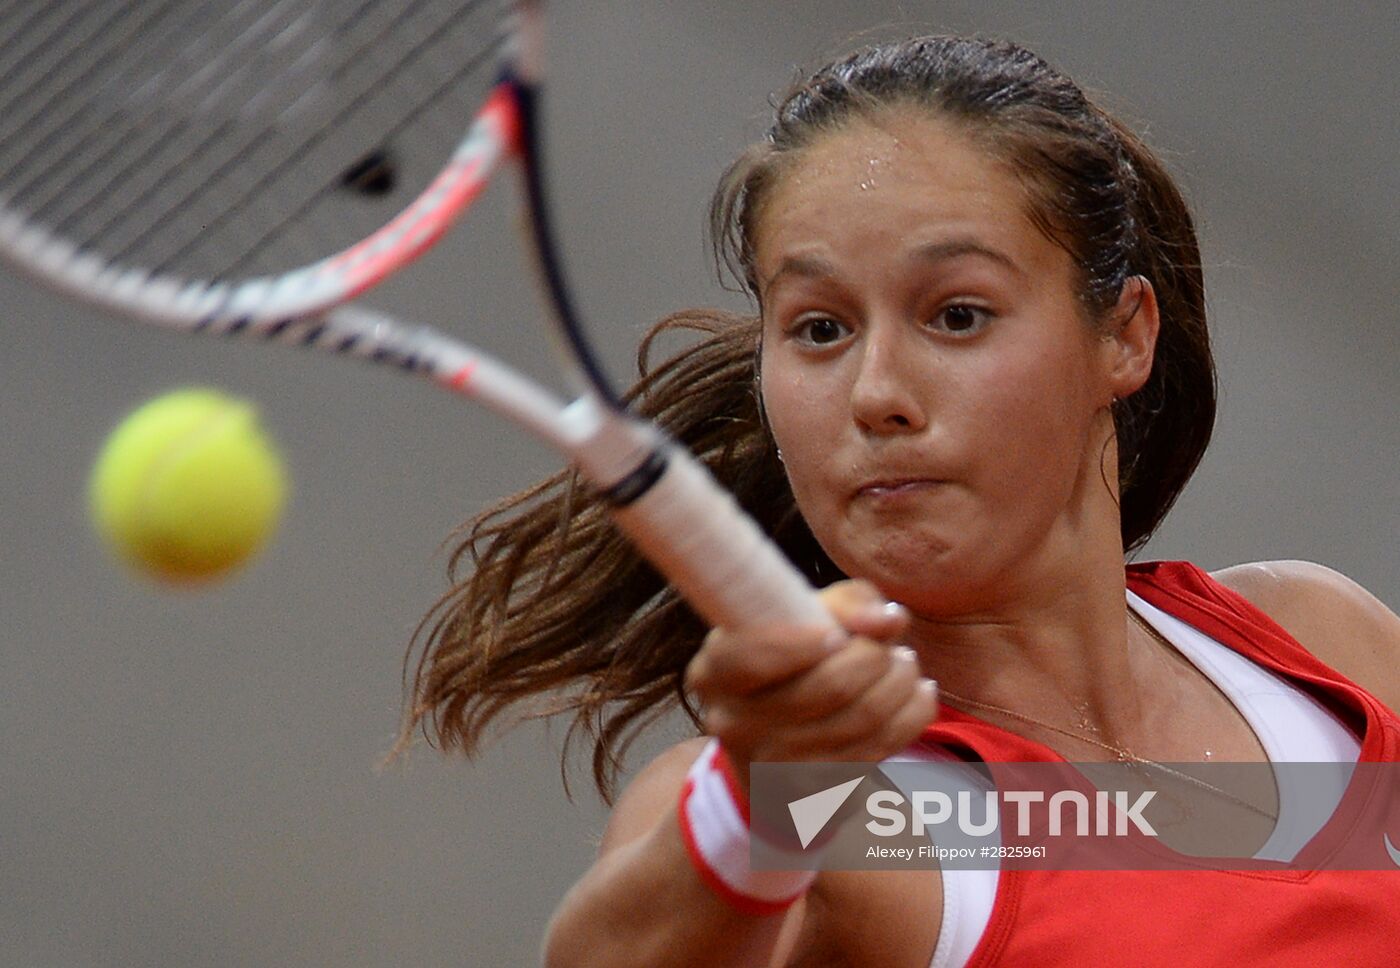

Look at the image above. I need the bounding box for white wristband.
[676,738,818,916]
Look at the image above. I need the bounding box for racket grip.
[606,443,834,632]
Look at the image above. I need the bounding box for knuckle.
[834,647,888,692]
[789,683,846,721]
[699,628,813,693]
[816,671,866,709]
[847,697,888,735]
[828,702,883,746]
[692,638,749,687]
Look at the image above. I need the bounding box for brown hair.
[401,35,1216,801]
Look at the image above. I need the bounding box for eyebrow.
[912,239,1025,279]
[760,237,1024,294]
[759,255,835,294]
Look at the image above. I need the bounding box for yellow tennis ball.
[89,388,288,584]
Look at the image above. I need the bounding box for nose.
[849,324,928,435]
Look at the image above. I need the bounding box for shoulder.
[1209,560,1398,639]
[1211,560,1400,708]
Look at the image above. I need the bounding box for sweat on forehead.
[730,106,1092,299]
[748,112,1047,289]
[761,107,1024,201]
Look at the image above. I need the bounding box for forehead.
[752,111,1062,281]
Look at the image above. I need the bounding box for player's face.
[755,112,1123,613]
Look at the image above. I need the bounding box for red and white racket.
[0,0,829,630]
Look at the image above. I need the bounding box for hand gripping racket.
[0,0,829,631]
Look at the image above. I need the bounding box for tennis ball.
[89,388,287,584]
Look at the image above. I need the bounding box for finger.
[685,623,845,698]
[695,634,880,751]
[874,674,940,753]
[757,646,932,760]
[741,637,912,725]
[820,580,909,641]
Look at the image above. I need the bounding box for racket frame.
[0,0,833,631]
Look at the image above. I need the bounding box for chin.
[835,525,1014,614]
[840,539,967,607]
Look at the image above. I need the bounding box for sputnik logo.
[787,778,866,849]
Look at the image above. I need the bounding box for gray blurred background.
[2,2,1396,965]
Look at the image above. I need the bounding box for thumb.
[819,579,909,641]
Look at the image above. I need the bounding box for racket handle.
[608,443,833,630]
[558,397,831,630]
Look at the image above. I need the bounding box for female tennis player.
[403,35,1400,967]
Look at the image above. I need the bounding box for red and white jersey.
[919,560,1400,968]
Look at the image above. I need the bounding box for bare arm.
[541,582,942,968]
[541,738,807,968]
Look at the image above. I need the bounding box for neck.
[899,423,1160,745]
[906,558,1152,746]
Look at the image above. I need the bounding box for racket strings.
[0,0,508,281]
[33,0,458,259]
[1,0,194,209]
[2,0,338,226]
[0,0,118,151]
[21,0,375,263]
[214,0,507,280]
[51,0,352,264]
[220,36,508,281]
[0,1,104,99]
[176,0,504,279]
[209,0,505,279]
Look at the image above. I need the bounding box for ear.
[1100,275,1159,402]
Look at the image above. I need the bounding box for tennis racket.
[0,0,828,631]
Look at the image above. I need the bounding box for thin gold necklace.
[936,609,1278,822]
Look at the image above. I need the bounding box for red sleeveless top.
[919,561,1400,967]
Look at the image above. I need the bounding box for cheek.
[966,340,1103,498]
[759,348,813,455]
[760,360,847,510]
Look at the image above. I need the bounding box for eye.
[793,316,850,346]
[932,303,992,335]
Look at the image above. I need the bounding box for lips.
[855,477,946,498]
